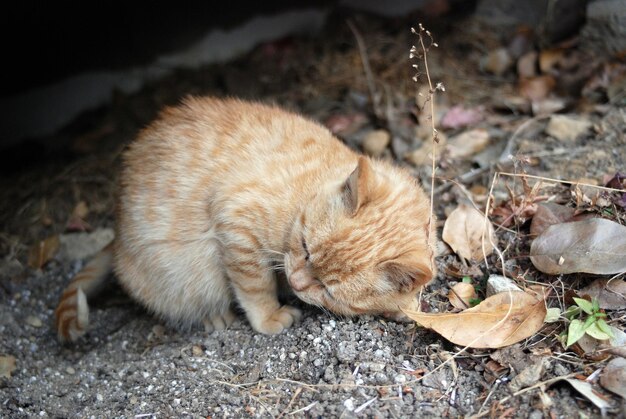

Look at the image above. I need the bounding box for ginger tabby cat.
[55,97,436,342]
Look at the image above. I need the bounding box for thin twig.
[347,19,382,119]
[288,402,318,415]
[498,172,625,193]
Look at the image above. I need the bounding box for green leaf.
[567,319,586,347]
[469,298,482,307]
[592,298,600,312]
[574,298,594,315]
[585,322,612,341]
[462,276,472,284]
[583,315,596,330]
[596,318,615,338]
[544,307,561,323]
[564,305,581,320]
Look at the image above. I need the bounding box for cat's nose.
[288,269,314,292]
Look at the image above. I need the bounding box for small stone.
[66,367,76,375]
[336,342,357,363]
[394,374,407,384]
[362,362,385,372]
[96,394,104,402]
[405,134,447,166]
[484,48,513,76]
[343,398,355,411]
[191,345,203,357]
[25,315,43,328]
[130,396,138,405]
[446,129,490,159]
[508,359,548,392]
[486,275,522,297]
[0,355,17,378]
[374,372,388,385]
[362,129,390,157]
[545,115,592,141]
[324,364,336,383]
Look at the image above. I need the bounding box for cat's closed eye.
[302,238,310,261]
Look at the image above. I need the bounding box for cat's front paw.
[253,305,302,334]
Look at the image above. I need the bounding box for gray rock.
[486,275,522,297]
[336,341,358,363]
[581,0,626,56]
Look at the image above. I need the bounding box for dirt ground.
[1,9,625,418]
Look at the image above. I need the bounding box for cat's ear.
[343,156,373,215]
[383,258,433,293]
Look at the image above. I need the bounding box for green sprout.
[564,297,614,348]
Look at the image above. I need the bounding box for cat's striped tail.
[55,243,114,343]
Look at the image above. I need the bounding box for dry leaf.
[600,358,626,399]
[517,51,538,78]
[519,75,555,101]
[484,48,513,76]
[531,97,567,116]
[530,203,576,236]
[563,379,612,413]
[324,113,367,136]
[577,325,626,360]
[404,291,546,349]
[448,283,477,310]
[0,355,16,378]
[539,48,565,73]
[446,129,490,159]
[27,235,60,269]
[579,279,626,310]
[530,218,626,275]
[72,201,89,219]
[440,105,484,130]
[442,203,496,262]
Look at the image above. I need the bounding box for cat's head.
[285,156,435,317]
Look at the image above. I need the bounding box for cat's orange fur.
[55,97,436,342]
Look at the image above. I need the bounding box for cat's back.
[124,97,345,176]
[117,97,355,242]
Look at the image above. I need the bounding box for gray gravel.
[0,259,600,418]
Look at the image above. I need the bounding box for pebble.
[343,398,355,411]
[394,374,407,384]
[545,115,592,141]
[191,345,203,357]
[66,367,75,375]
[483,48,513,76]
[374,372,388,385]
[486,275,522,297]
[362,129,390,157]
[336,342,357,363]
[25,315,43,328]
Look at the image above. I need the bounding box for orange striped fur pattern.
[55,97,436,342]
